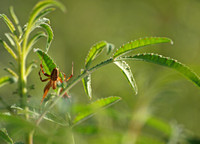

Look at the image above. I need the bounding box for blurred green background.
[1,0,200,143]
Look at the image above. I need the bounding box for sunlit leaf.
[29,0,65,27]
[73,96,121,125]
[117,53,200,87]
[114,60,138,95]
[0,14,16,33]
[34,48,56,75]
[0,39,17,60]
[34,48,63,79]
[82,72,92,100]
[34,8,55,23]
[0,76,16,88]
[85,41,107,68]
[0,128,13,144]
[5,33,15,47]
[113,37,173,58]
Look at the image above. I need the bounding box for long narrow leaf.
[113,37,173,58]
[114,61,138,95]
[118,53,200,87]
[40,23,53,52]
[73,96,121,125]
[85,41,107,68]
[27,32,46,54]
[4,68,18,79]
[0,39,17,60]
[82,72,92,100]
[9,6,22,35]
[0,128,13,144]
[0,14,16,33]
[34,8,55,23]
[0,76,16,88]
[5,33,15,47]
[29,0,65,27]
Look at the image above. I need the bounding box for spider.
[39,61,73,104]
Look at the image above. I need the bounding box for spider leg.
[40,64,51,77]
[65,62,74,82]
[39,70,50,82]
[41,80,52,104]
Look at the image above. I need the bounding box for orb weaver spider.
[39,60,73,104]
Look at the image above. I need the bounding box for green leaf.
[0,14,16,33]
[146,116,171,136]
[82,71,92,100]
[9,6,22,36]
[26,61,37,77]
[0,128,14,144]
[0,39,17,60]
[34,8,55,23]
[114,61,138,95]
[29,0,65,27]
[113,37,173,58]
[34,48,64,80]
[34,48,56,75]
[4,68,18,79]
[40,23,53,52]
[85,41,107,68]
[5,33,15,47]
[118,53,200,87]
[0,76,16,88]
[27,31,46,54]
[73,96,121,125]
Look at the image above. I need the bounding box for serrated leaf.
[114,61,138,95]
[73,96,121,125]
[0,128,14,144]
[85,41,107,68]
[0,39,17,60]
[27,32,46,54]
[82,72,92,100]
[34,48,64,80]
[34,48,56,75]
[118,53,200,87]
[113,37,173,58]
[0,14,16,33]
[0,76,16,88]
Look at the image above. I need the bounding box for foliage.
[0,0,200,144]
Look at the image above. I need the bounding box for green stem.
[36,58,114,126]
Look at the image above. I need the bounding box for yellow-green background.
[0,0,200,143]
